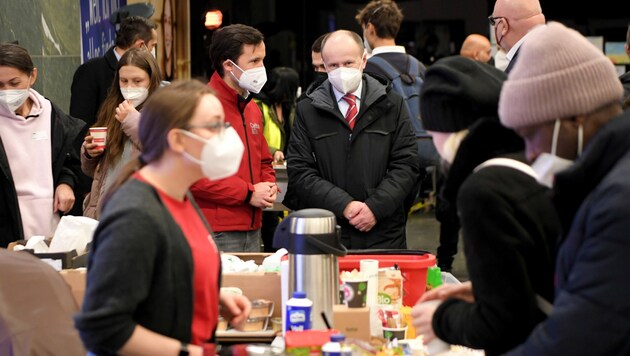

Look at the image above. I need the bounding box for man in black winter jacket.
[284,30,419,249]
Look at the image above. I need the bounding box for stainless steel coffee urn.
[273,208,347,330]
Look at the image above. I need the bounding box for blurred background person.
[460,34,493,63]
[81,48,162,219]
[75,80,251,355]
[411,56,558,355]
[0,43,86,247]
[299,33,328,102]
[619,24,630,101]
[499,21,630,355]
[254,66,299,252]
[490,0,546,73]
[162,0,175,81]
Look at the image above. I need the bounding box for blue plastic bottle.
[285,291,313,331]
[321,333,352,356]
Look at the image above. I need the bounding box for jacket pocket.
[312,132,338,140]
[364,129,393,136]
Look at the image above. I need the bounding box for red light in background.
[205,10,223,30]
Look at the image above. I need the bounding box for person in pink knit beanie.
[499,21,630,355]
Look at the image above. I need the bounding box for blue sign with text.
[80,0,126,63]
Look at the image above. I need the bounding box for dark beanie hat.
[420,56,507,133]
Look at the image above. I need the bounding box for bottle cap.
[331,333,346,342]
[293,291,307,299]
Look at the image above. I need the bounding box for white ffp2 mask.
[531,119,583,188]
[180,126,244,180]
[328,67,362,94]
[228,60,267,94]
[120,87,149,108]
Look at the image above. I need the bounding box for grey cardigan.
[75,178,217,354]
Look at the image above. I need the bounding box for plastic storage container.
[321,333,352,356]
[286,291,313,331]
[338,250,436,306]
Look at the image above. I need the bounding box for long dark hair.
[101,80,214,207]
[93,48,162,168]
[263,67,300,106]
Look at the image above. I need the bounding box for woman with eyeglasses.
[81,48,162,219]
[75,80,251,355]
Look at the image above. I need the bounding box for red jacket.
[190,72,275,232]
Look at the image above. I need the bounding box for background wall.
[0,0,81,112]
[1,0,628,111]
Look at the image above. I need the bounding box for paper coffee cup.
[382,326,407,341]
[89,127,107,149]
[343,279,368,308]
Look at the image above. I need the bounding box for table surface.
[215,329,277,343]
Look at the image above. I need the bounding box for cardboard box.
[59,268,87,308]
[224,252,273,266]
[7,239,79,270]
[333,304,371,341]
[221,271,281,318]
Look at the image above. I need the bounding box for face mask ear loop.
[551,119,561,156]
[577,124,583,156]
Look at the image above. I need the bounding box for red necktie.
[342,93,358,129]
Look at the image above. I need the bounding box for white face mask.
[0,75,32,113]
[180,126,244,181]
[363,36,373,54]
[531,119,583,188]
[228,60,267,94]
[120,87,149,108]
[0,89,30,113]
[143,44,156,59]
[328,67,362,94]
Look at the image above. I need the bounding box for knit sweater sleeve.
[74,190,163,354]
[432,168,546,354]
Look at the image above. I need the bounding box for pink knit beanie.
[499,22,624,129]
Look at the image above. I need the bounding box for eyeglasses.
[185,121,231,134]
[487,15,506,26]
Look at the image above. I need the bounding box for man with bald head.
[284,30,420,249]
[460,34,492,63]
[489,0,546,73]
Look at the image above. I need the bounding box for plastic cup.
[89,127,107,149]
[342,279,368,308]
[382,326,407,341]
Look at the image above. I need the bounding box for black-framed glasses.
[185,121,231,133]
[488,15,505,26]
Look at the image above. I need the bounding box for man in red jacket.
[191,24,277,252]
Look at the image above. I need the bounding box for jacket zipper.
[241,109,256,229]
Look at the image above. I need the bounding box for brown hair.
[93,48,162,169]
[355,0,404,39]
[102,79,214,207]
[0,43,34,75]
[209,24,264,77]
